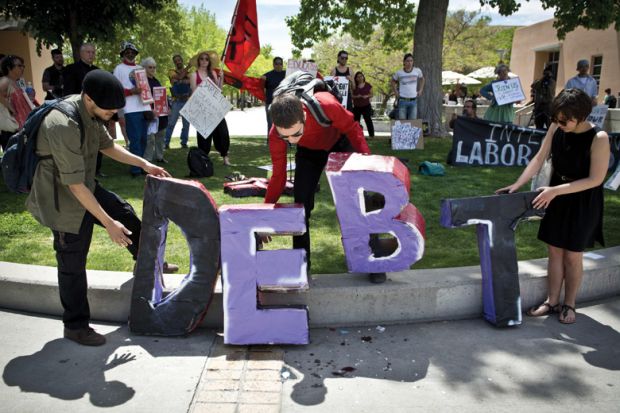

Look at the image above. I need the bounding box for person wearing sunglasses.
[330,50,353,110]
[496,88,609,325]
[264,90,379,281]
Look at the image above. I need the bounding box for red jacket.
[264,92,370,204]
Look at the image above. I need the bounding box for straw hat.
[189,50,221,69]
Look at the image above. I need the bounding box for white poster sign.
[285,59,318,77]
[491,77,526,106]
[180,78,232,138]
[391,120,424,150]
[325,76,349,107]
[604,162,620,191]
[587,105,608,130]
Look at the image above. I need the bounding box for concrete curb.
[1,246,619,328]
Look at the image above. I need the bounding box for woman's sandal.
[526,302,560,317]
[559,304,577,324]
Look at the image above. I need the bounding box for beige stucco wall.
[511,19,620,103]
[1,30,52,101]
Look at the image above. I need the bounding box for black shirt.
[263,70,286,104]
[63,60,99,96]
[42,65,64,100]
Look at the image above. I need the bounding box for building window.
[591,55,603,86]
[547,51,560,80]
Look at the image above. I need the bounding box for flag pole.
[222,0,242,64]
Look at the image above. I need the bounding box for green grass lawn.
[1,136,618,275]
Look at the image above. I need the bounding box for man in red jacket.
[265,92,385,283]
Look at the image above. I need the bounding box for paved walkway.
[1,296,619,412]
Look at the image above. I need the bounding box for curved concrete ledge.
[1,247,619,328]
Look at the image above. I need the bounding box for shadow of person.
[3,329,136,407]
[284,326,431,406]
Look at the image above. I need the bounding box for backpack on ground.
[272,71,340,127]
[187,147,214,177]
[1,98,83,194]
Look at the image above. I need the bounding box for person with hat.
[113,40,152,176]
[26,70,173,346]
[565,59,598,104]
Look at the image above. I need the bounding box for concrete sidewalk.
[2,297,619,412]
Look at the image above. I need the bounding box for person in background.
[565,59,598,105]
[165,54,191,149]
[63,44,98,96]
[351,71,374,138]
[530,65,556,129]
[141,57,168,164]
[603,88,616,108]
[41,48,65,101]
[0,55,33,130]
[496,88,609,325]
[480,64,515,124]
[113,41,151,177]
[330,50,353,110]
[261,56,286,137]
[391,53,424,120]
[189,51,231,166]
[449,99,478,130]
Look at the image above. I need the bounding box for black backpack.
[1,98,83,194]
[187,147,214,177]
[272,71,341,127]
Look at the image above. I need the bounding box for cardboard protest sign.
[285,59,318,77]
[180,78,232,138]
[134,68,154,104]
[328,76,350,107]
[391,120,425,150]
[152,86,169,116]
[449,116,544,166]
[587,105,608,129]
[491,77,525,106]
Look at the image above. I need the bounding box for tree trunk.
[68,9,83,62]
[413,0,449,136]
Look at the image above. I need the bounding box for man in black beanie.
[26,70,172,346]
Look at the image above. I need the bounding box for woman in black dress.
[497,89,609,324]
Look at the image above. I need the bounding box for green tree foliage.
[0,0,170,60]
[443,10,516,75]
[481,0,620,39]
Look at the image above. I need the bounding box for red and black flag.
[223,0,260,77]
[223,71,266,102]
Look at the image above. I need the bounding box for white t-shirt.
[113,63,151,114]
[392,67,423,99]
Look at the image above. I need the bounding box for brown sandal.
[526,302,560,317]
[559,304,576,324]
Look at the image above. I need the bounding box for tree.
[0,0,171,60]
[482,0,620,39]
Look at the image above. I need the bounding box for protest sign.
[449,117,544,166]
[491,77,525,106]
[285,59,318,77]
[180,78,232,138]
[152,86,169,116]
[134,68,154,104]
[391,120,424,150]
[587,105,608,129]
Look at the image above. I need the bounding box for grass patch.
[1,136,618,275]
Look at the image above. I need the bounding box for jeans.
[398,98,417,120]
[144,128,166,161]
[124,111,148,175]
[165,100,190,146]
[53,183,141,329]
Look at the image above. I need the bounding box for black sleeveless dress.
[537,127,604,252]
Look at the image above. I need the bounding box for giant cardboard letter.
[440,192,543,327]
[326,153,425,273]
[130,176,220,335]
[219,204,309,345]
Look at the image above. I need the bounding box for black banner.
[449,117,545,167]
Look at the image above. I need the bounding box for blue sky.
[180,0,555,59]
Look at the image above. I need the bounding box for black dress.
[538,127,604,252]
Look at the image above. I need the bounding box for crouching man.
[26,70,174,346]
[264,91,386,283]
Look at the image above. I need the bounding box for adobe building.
[511,18,620,103]
[1,19,53,101]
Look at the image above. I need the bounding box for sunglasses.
[146,66,156,69]
[199,57,209,61]
[277,123,304,140]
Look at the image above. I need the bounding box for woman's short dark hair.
[270,94,304,128]
[551,88,593,123]
[354,71,365,86]
[403,53,413,62]
[337,50,348,58]
[1,55,23,76]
